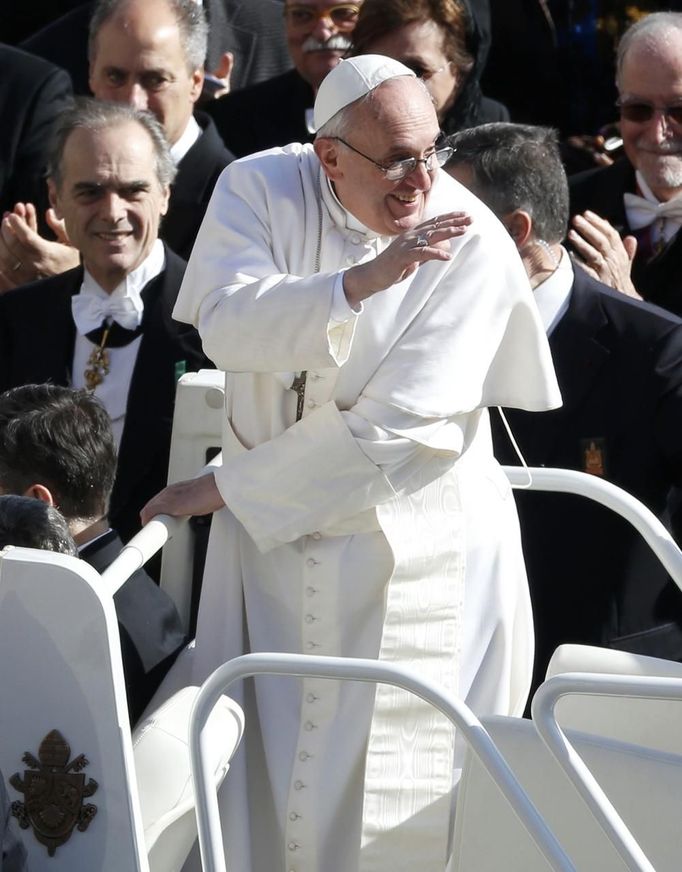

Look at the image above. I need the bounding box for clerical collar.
[533,245,573,336]
[170,115,202,165]
[321,171,384,240]
[78,239,166,333]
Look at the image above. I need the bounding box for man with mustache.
[569,12,682,316]
[205,0,362,157]
[0,99,206,545]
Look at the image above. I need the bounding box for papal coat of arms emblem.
[9,729,98,856]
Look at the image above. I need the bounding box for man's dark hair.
[447,122,569,244]
[0,385,117,522]
[88,0,208,72]
[0,495,77,555]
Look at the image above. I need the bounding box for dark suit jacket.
[570,159,682,317]
[0,247,207,544]
[80,529,186,723]
[206,67,314,158]
[203,0,291,90]
[0,43,72,218]
[493,268,682,690]
[162,112,234,261]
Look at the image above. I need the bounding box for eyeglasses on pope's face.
[331,136,453,181]
[283,3,361,30]
[616,98,682,125]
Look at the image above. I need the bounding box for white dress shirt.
[72,240,166,446]
[533,245,574,335]
[169,115,202,165]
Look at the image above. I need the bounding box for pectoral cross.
[291,371,307,422]
[84,325,111,390]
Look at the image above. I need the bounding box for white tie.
[623,192,682,230]
[71,293,143,336]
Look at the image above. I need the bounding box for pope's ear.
[314,137,342,180]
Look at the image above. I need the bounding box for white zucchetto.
[312,54,416,132]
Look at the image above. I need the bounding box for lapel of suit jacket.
[535,269,611,458]
[113,248,186,509]
[29,269,81,387]
[594,160,635,234]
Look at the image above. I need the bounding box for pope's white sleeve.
[212,398,463,553]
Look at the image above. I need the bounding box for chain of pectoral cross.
[291,371,307,422]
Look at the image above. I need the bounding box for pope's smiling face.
[48,121,170,293]
[316,77,441,236]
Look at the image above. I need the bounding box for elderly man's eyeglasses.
[284,4,361,29]
[617,99,682,125]
[332,137,454,181]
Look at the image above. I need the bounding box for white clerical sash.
[360,472,465,871]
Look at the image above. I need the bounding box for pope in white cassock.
[143,56,561,872]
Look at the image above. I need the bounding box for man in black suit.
[0,43,72,255]
[448,122,682,691]
[568,13,682,317]
[206,0,361,157]
[0,0,234,286]
[0,384,186,724]
[0,99,207,546]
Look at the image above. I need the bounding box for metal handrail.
[100,515,184,594]
[100,453,224,595]
[503,466,682,592]
[531,671,682,872]
[188,653,576,872]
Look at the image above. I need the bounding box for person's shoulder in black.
[80,529,187,724]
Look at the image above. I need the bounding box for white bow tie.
[623,192,682,230]
[71,292,144,336]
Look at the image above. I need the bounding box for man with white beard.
[205,0,363,156]
[144,55,560,872]
[569,12,682,316]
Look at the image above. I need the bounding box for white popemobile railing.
[90,457,682,871]
[186,652,576,872]
[502,465,682,591]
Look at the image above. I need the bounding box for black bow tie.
[85,319,144,348]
